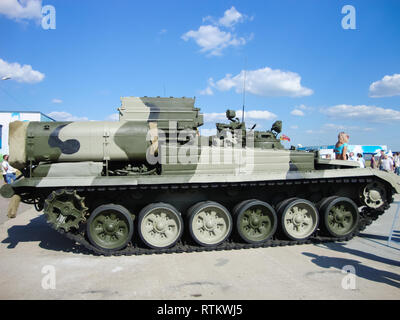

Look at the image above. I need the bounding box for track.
[43,177,393,256]
[56,205,387,256]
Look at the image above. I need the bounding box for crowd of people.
[334,131,400,175]
[371,149,400,174]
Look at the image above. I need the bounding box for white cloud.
[203,112,226,122]
[321,104,400,122]
[210,67,313,97]
[106,113,119,121]
[202,15,214,24]
[204,109,277,123]
[303,123,375,136]
[218,6,244,28]
[369,74,400,98]
[204,6,250,29]
[51,98,62,104]
[199,86,214,96]
[322,123,373,132]
[236,110,277,121]
[0,58,45,83]
[290,125,299,129]
[0,0,42,22]
[290,104,313,116]
[290,109,305,116]
[297,104,313,111]
[200,78,215,95]
[200,128,217,136]
[159,29,167,35]
[182,25,246,56]
[182,6,251,56]
[323,123,347,130]
[48,111,88,121]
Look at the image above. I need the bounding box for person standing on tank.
[334,132,349,160]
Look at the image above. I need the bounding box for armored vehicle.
[1,96,399,255]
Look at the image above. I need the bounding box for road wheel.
[87,204,133,253]
[138,203,183,249]
[275,197,299,214]
[188,201,232,247]
[234,199,277,244]
[280,198,319,240]
[320,197,359,238]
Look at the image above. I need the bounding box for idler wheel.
[87,204,133,253]
[361,182,386,209]
[188,201,232,247]
[234,199,277,244]
[319,197,359,237]
[279,198,319,240]
[138,203,183,249]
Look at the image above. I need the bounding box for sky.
[0,0,400,150]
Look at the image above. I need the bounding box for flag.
[280,134,291,142]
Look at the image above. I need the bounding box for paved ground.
[0,196,399,300]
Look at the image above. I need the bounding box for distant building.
[0,111,55,156]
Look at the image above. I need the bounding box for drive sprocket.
[44,189,88,231]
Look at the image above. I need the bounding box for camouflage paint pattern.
[2,96,400,198]
[9,97,203,169]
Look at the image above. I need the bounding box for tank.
[1,96,399,255]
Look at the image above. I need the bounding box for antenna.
[242,57,247,123]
